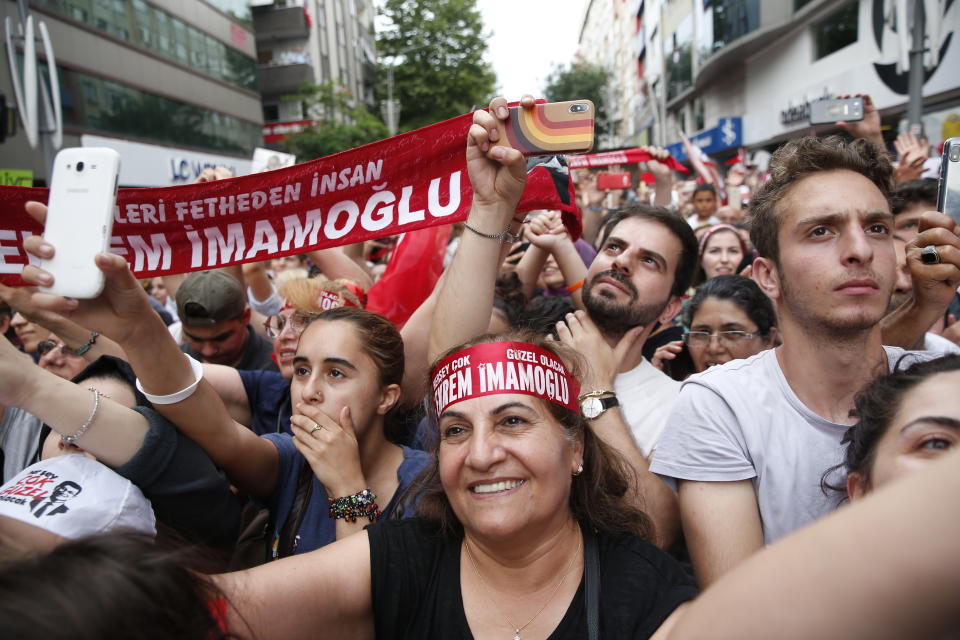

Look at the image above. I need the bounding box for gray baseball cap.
[175,271,246,327]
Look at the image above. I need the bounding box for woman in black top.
[220,332,695,639]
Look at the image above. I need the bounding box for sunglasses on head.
[36,340,80,357]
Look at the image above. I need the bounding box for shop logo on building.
[872,0,956,95]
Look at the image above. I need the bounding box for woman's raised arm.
[19,202,280,498]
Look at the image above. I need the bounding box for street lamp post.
[905,0,926,136]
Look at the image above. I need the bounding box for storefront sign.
[81,135,252,187]
[666,117,742,162]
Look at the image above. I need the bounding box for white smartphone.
[39,147,120,298]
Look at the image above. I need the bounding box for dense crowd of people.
[1,93,959,639]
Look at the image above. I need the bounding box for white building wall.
[741,0,960,145]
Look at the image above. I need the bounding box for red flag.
[364,225,451,327]
[680,132,715,185]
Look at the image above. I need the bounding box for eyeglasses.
[263,310,322,339]
[683,330,762,348]
[36,340,79,357]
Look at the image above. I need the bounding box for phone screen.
[939,138,960,223]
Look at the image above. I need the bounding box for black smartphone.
[808,97,864,125]
[937,137,960,224]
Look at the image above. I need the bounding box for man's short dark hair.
[749,135,894,265]
[891,178,938,215]
[597,204,699,297]
[693,183,717,197]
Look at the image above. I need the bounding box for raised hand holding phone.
[495,100,595,157]
[21,201,158,346]
[38,147,120,299]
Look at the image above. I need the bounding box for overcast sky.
[374,0,584,100]
[479,1,584,99]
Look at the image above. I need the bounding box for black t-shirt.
[368,519,697,639]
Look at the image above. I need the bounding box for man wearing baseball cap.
[176,271,277,371]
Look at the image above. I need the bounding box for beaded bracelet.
[74,331,100,356]
[328,489,381,523]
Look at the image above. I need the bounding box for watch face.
[581,396,601,419]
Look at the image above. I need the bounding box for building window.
[814,2,858,60]
[263,104,280,122]
[711,0,760,53]
[666,41,692,101]
[202,0,253,25]
[52,63,261,154]
[33,0,257,91]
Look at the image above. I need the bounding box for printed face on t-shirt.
[774,169,895,334]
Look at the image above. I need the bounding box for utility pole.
[905,0,926,136]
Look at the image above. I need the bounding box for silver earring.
[573,463,583,477]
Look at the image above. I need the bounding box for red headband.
[431,341,580,415]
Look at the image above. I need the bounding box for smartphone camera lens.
[76,161,85,172]
[569,104,588,113]
[950,145,960,163]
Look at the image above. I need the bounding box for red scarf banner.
[566,148,689,173]
[0,112,581,286]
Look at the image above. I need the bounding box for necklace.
[463,528,583,640]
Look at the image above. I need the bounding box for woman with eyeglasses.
[654,276,777,377]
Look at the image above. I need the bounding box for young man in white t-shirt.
[650,135,960,587]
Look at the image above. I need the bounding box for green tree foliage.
[281,82,390,160]
[543,62,614,142]
[377,0,497,132]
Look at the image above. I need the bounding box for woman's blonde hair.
[277,277,363,311]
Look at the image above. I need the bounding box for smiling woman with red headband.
[212,332,696,639]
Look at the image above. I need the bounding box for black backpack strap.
[584,528,600,640]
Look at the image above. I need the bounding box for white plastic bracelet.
[135,354,204,405]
